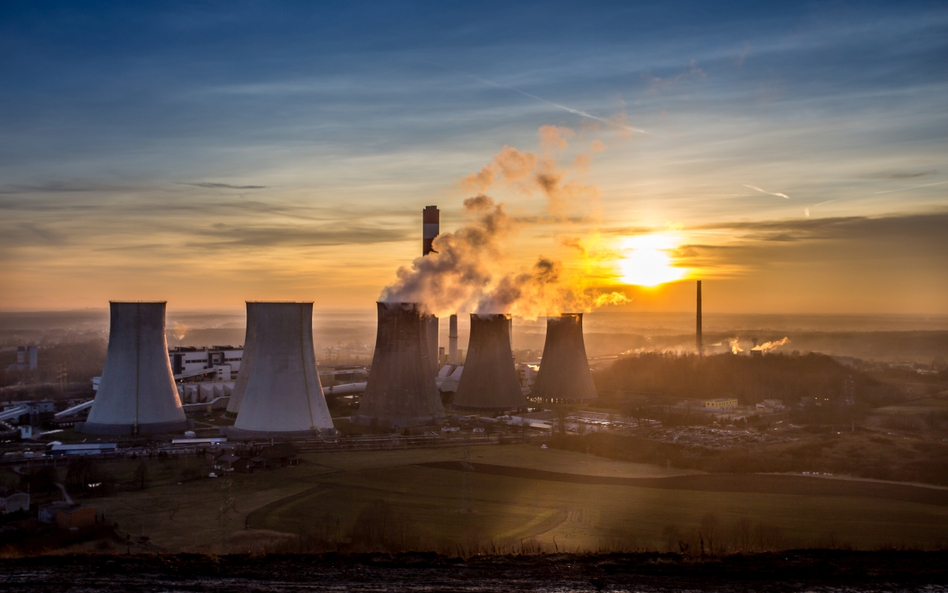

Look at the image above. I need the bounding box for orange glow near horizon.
[617,233,688,287]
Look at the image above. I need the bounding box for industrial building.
[5,346,38,372]
[169,346,243,380]
[352,302,445,428]
[452,314,526,412]
[77,302,189,435]
[229,302,335,437]
[531,313,598,404]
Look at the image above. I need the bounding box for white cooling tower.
[229,302,334,437]
[79,302,188,435]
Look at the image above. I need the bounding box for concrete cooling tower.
[531,313,598,403]
[229,302,334,437]
[452,314,525,411]
[352,302,445,428]
[78,302,188,435]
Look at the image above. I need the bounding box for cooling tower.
[225,304,260,416]
[425,313,440,375]
[531,313,598,403]
[229,302,334,437]
[452,314,526,411]
[78,302,188,435]
[352,302,445,428]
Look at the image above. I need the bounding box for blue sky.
[1,1,946,313]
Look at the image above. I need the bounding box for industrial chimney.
[229,302,334,437]
[422,205,440,373]
[696,280,703,356]
[531,313,598,403]
[452,314,526,411]
[78,302,188,435]
[448,314,459,364]
[352,302,445,428]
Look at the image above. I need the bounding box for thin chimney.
[696,280,703,356]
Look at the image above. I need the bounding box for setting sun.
[618,234,687,287]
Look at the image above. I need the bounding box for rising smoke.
[381,125,629,319]
[751,337,791,352]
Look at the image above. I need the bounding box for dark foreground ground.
[1,551,946,592]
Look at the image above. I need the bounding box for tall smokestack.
[422,205,440,371]
[696,280,703,356]
[353,302,445,428]
[423,205,439,256]
[453,314,526,411]
[229,302,334,437]
[448,314,458,364]
[79,302,188,435]
[531,313,598,403]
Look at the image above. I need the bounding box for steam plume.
[751,337,790,352]
[727,337,743,354]
[381,125,629,319]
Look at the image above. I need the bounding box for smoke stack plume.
[229,302,334,437]
[79,302,188,435]
[353,302,445,428]
[531,313,598,403]
[696,280,703,356]
[452,314,526,411]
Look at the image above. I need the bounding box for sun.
[617,233,687,287]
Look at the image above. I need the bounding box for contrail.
[872,180,948,195]
[741,184,790,199]
[804,199,838,217]
[430,62,648,134]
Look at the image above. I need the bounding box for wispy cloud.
[741,184,790,199]
[184,182,267,190]
[430,62,648,135]
[885,170,936,179]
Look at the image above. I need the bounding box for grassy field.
[68,444,948,555]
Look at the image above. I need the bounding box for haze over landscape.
[1,2,948,590]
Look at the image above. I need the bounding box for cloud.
[185,182,267,189]
[0,182,116,195]
[885,171,936,179]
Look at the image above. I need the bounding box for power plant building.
[229,302,334,437]
[452,314,526,412]
[531,313,598,404]
[78,302,189,435]
[352,302,445,428]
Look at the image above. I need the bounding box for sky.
[1,1,946,315]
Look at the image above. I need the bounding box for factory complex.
[7,206,602,447]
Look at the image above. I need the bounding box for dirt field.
[74,444,948,555]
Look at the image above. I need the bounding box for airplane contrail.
[741,184,790,199]
[872,180,948,195]
[430,62,648,134]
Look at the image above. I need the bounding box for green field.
[80,444,948,555]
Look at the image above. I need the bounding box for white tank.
[230,302,334,437]
[79,302,188,435]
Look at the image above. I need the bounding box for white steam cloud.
[381,126,630,319]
